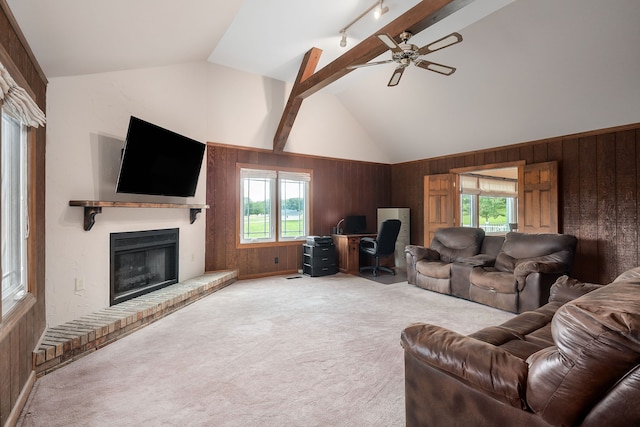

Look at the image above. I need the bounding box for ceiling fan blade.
[377,33,403,53]
[415,60,457,76]
[417,32,463,55]
[347,59,395,70]
[387,66,405,87]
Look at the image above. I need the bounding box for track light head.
[340,31,347,48]
[374,1,388,20]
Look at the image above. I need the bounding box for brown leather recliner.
[469,232,577,313]
[401,268,640,427]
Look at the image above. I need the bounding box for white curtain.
[0,61,46,128]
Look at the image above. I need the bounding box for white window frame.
[278,171,310,241]
[239,167,310,244]
[1,107,29,317]
[240,168,277,243]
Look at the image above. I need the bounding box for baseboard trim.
[239,269,299,280]
[5,370,36,427]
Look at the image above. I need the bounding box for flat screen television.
[116,116,205,197]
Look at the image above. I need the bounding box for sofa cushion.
[469,302,559,360]
[480,235,505,258]
[431,227,484,263]
[416,261,452,279]
[526,280,640,426]
[494,232,577,273]
[469,268,517,293]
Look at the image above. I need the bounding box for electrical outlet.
[75,278,85,292]
[274,257,279,264]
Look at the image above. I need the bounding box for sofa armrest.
[513,257,571,289]
[548,275,603,304]
[405,245,439,284]
[456,254,496,267]
[405,245,440,262]
[401,323,529,409]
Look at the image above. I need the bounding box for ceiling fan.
[348,31,463,87]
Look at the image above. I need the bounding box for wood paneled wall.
[206,145,391,278]
[391,123,640,284]
[0,1,47,424]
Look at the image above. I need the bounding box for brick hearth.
[33,270,237,376]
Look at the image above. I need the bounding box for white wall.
[46,61,385,326]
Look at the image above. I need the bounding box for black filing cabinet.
[302,244,337,277]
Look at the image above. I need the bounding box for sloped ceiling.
[7,0,640,163]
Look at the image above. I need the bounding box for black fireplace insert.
[110,228,179,305]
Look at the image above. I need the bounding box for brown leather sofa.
[401,268,640,426]
[406,228,577,313]
[405,227,503,294]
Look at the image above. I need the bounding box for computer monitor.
[344,215,367,234]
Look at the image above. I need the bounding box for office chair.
[359,219,402,276]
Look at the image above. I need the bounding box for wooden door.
[520,161,558,233]
[423,174,455,244]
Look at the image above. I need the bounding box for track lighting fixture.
[339,0,390,48]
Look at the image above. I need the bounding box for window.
[240,167,310,243]
[1,108,29,316]
[460,173,517,233]
[278,171,310,241]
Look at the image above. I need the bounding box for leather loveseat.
[405,228,577,313]
[401,267,640,426]
[405,227,503,295]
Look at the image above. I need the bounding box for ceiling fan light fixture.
[349,31,463,87]
[340,31,347,48]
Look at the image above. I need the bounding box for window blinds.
[460,175,517,196]
[278,171,311,182]
[240,168,277,180]
[240,168,310,182]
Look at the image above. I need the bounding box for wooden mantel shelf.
[69,200,210,231]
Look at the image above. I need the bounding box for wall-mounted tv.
[116,116,205,197]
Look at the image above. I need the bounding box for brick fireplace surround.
[33,270,237,375]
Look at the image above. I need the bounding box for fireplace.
[110,228,179,305]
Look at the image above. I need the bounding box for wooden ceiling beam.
[273,0,473,152]
[273,47,322,152]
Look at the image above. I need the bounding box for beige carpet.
[19,273,514,427]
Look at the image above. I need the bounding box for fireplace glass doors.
[110,228,179,305]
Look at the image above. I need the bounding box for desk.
[332,234,377,274]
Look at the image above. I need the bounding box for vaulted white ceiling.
[7,0,640,163]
